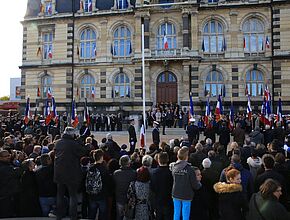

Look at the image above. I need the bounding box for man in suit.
[128,118,137,154]
[186,118,199,144]
[152,121,160,147]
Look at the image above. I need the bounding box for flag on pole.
[71,100,79,128]
[47,3,52,14]
[221,37,227,51]
[276,97,282,124]
[163,31,169,50]
[111,44,116,56]
[37,47,42,57]
[243,37,246,49]
[260,97,271,126]
[51,97,57,118]
[264,84,271,102]
[204,97,211,128]
[88,0,92,11]
[245,84,249,96]
[47,87,52,98]
[215,95,223,122]
[37,87,41,97]
[140,124,145,149]
[229,102,234,130]
[45,100,52,125]
[189,92,194,119]
[80,0,83,11]
[91,87,95,98]
[202,38,205,52]
[93,45,97,57]
[48,48,53,59]
[24,97,30,125]
[265,36,270,49]
[84,98,90,124]
[247,95,252,120]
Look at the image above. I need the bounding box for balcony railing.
[153,49,181,57]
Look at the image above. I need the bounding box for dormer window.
[117,0,128,9]
[45,1,53,15]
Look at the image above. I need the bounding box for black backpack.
[85,165,102,195]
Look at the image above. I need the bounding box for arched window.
[246,70,264,96]
[42,32,53,60]
[113,73,130,98]
[243,18,264,53]
[80,74,95,99]
[203,20,224,53]
[205,71,225,97]
[42,75,52,98]
[80,28,97,60]
[157,72,177,83]
[113,26,131,57]
[156,22,177,50]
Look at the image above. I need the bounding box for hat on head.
[129,118,134,122]
[153,121,159,126]
[189,118,195,122]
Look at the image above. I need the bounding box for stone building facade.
[21,0,290,115]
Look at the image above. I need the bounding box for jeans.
[39,197,56,217]
[56,183,79,220]
[88,198,107,220]
[116,202,125,220]
[173,198,191,220]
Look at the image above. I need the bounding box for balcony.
[152,49,181,57]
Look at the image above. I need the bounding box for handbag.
[253,194,267,220]
[124,181,137,219]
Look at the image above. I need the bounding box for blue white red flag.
[247,95,252,120]
[24,97,30,125]
[215,95,223,122]
[71,100,79,128]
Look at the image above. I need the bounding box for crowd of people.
[0,110,290,220]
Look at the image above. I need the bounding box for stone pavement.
[91,127,206,148]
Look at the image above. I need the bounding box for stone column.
[190,10,198,54]
[182,12,189,49]
[144,16,150,49]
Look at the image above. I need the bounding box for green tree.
[0,96,10,101]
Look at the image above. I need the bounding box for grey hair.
[64,127,76,136]
[106,133,112,140]
[142,155,153,167]
[119,155,131,167]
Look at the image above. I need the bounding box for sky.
[0,0,27,97]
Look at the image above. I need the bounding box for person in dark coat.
[231,123,245,147]
[248,178,290,220]
[218,122,231,149]
[189,143,206,169]
[79,122,91,142]
[150,152,173,220]
[186,118,200,144]
[54,127,87,220]
[152,121,160,147]
[113,155,136,220]
[18,159,42,217]
[127,118,137,154]
[204,126,216,143]
[214,168,248,220]
[105,133,121,160]
[263,124,274,147]
[249,127,264,145]
[0,150,23,218]
[35,153,57,217]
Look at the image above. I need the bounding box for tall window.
[84,0,93,12]
[113,73,130,98]
[113,26,132,57]
[203,20,224,53]
[43,32,53,60]
[243,18,264,53]
[117,0,128,9]
[80,28,97,60]
[156,23,177,50]
[205,71,224,97]
[208,0,218,3]
[246,70,264,96]
[42,75,52,98]
[80,74,95,99]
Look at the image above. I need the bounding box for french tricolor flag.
[215,95,223,122]
[140,124,145,149]
[265,36,270,49]
[276,97,282,123]
[91,87,95,98]
[88,0,92,11]
[24,97,30,125]
[47,87,52,99]
[204,97,211,128]
[163,31,169,50]
[229,102,234,130]
[247,95,252,120]
[45,100,52,126]
[48,48,53,59]
[71,100,79,128]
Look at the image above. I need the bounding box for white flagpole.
[141,24,147,151]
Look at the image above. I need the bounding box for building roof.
[25,0,136,18]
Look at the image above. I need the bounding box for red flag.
[24,97,30,125]
[37,87,41,97]
[71,100,79,128]
[91,87,95,99]
[140,124,145,148]
[47,87,52,98]
[243,37,246,49]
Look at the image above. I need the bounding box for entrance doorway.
[156,71,177,104]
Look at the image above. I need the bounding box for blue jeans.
[39,197,56,217]
[88,198,107,220]
[173,198,191,220]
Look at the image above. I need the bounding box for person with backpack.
[86,149,110,220]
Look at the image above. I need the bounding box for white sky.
[0,0,27,97]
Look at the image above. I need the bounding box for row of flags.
[37,47,53,59]
[40,1,52,15]
[188,82,282,129]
